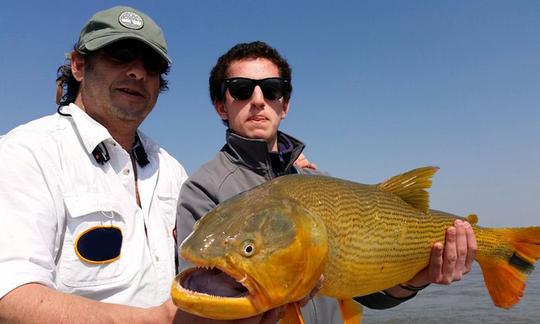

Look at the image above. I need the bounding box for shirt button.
[155,256,160,262]
[123,169,130,175]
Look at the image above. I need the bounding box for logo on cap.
[118,11,144,30]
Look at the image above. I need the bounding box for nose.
[250,85,265,107]
[126,56,148,80]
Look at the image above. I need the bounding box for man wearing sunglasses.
[0,7,301,324]
[177,41,477,323]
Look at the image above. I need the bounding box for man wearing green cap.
[0,6,305,323]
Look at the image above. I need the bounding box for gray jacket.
[176,130,410,323]
[177,130,315,245]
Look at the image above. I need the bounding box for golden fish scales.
[271,174,458,297]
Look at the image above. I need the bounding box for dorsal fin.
[378,166,439,213]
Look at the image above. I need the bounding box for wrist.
[383,280,430,299]
[405,274,431,289]
[146,301,176,324]
[398,282,430,292]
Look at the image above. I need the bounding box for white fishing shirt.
[0,104,187,306]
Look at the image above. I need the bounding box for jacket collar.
[223,129,305,177]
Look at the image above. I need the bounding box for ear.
[280,100,289,120]
[214,100,229,120]
[70,51,85,82]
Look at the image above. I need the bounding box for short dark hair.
[209,41,292,103]
[56,47,169,107]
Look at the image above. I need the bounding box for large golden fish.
[171,167,540,323]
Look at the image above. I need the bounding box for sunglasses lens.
[104,44,138,63]
[103,41,168,75]
[260,79,285,100]
[75,226,123,264]
[143,51,168,75]
[226,78,288,101]
[228,79,256,100]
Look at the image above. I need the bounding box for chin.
[245,130,271,141]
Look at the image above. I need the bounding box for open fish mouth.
[171,265,266,320]
[178,266,249,297]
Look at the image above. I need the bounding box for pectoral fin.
[279,302,304,324]
[339,298,363,324]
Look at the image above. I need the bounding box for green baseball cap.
[76,6,171,64]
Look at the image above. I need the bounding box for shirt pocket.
[57,194,137,289]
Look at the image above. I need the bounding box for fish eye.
[241,240,256,257]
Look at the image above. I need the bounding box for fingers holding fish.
[426,241,445,284]
[445,220,478,283]
[293,153,317,170]
[429,220,478,285]
[440,225,459,284]
[464,221,477,274]
[453,219,472,281]
[454,220,468,280]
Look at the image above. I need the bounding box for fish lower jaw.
[171,267,268,320]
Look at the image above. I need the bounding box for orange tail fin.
[477,226,540,309]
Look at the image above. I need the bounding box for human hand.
[294,153,317,170]
[409,219,478,287]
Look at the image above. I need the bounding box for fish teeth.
[238,274,248,284]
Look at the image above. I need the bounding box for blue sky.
[1,1,539,227]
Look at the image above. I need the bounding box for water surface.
[362,264,540,323]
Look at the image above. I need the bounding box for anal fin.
[339,298,363,324]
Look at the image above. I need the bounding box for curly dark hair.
[56,58,82,106]
[209,41,292,103]
[56,47,170,107]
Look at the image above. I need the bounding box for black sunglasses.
[222,77,291,101]
[102,40,168,75]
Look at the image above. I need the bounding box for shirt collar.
[64,103,159,163]
[66,103,113,156]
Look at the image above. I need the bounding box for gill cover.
[236,197,329,309]
[176,191,329,318]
